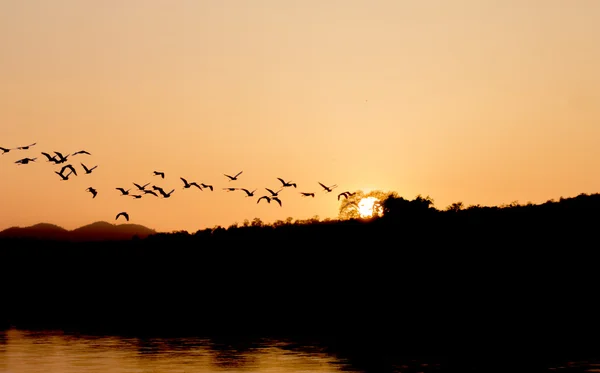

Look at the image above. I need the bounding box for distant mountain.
[0,221,156,242]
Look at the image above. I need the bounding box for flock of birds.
[2,142,357,223]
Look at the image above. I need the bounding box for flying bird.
[55,170,74,181]
[257,196,271,204]
[131,195,142,199]
[15,157,36,165]
[0,146,12,154]
[300,192,315,198]
[116,187,130,196]
[272,196,282,207]
[240,188,257,197]
[72,150,91,156]
[224,171,243,181]
[17,142,36,150]
[60,164,77,176]
[223,187,237,192]
[200,183,213,191]
[86,187,98,198]
[115,212,129,221]
[338,192,350,201]
[81,163,97,174]
[277,178,297,188]
[180,177,202,190]
[41,152,58,162]
[265,188,282,197]
[153,171,165,178]
[143,190,158,197]
[133,182,150,191]
[158,188,174,198]
[318,182,338,193]
[53,151,69,164]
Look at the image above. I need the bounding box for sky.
[1,0,599,233]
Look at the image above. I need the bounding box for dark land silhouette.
[2,191,600,368]
[0,221,156,241]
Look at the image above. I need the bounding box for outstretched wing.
[318,182,327,189]
[234,171,243,178]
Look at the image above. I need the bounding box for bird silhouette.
[318,182,338,193]
[200,183,214,191]
[0,146,11,154]
[265,188,282,197]
[338,192,350,201]
[116,187,130,196]
[17,142,36,150]
[272,196,282,207]
[133,182,150,191]
[86,187,98,198]
[224,171,243,181]
[300,192,315,197]
[153,171,165,178]
[180,177,202,190]
[143,190,158,197]
[240,188,257,197]
[41,152,58,162]
[15,157,36,165]
[60,164,77,176]
[81,163,97,174]
[257,196,271,204]
[53,151,69,164]
[277,178,297,188]
[158,188,174,198]
[115,212,129,221]
[131,194,142,199]
[72,150,91,156]
[55,170,74,181]
[223,187,237,192]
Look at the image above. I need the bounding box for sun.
[358,197,382,218]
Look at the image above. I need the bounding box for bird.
[115,212,129,221]
[153,171,165,178]
[180,177,202,190]
[338,192,350,201]
[224,171,243,181]
[265,188,282,197]
[116,187,130,196]
[272,196,282,207]
[143,190,158,197]
[55,170,73,181]
[133,182,150,191]
[72,150,91,156]
[277,178,297,188]
[41,152,58,162]
[0,146,12,154]
[200,183,213,191]
[257,196,271,204]
[223,187,237,192]
[60,164,77,176]
[86,187,98,198]
[240,188,257,197]
[158,188,174,198]
[17,142,36,150]
[318,182,338,193]
[131,195,142,199]
[81,163,97,174]
[300,192,315,197]
[15,157,36,165]
[53,151,69,164]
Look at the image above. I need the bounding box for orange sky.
[1,0,599,233]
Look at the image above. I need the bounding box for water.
[0,329,444,373]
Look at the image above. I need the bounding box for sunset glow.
[1,0,599,233]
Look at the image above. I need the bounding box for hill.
[0,221,156,242]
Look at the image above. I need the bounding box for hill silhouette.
[0,221,156,241]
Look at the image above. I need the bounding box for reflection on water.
[0,329,444,373]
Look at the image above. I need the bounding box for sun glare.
[358,197,381,218]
